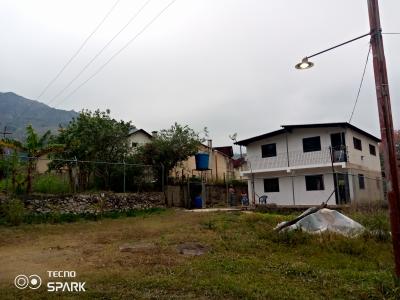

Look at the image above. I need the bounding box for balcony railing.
[245,147,347,172]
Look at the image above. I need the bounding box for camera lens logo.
[14,274,42,290]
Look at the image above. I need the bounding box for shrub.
[0,199,25,226]
[33,173,71,194]
[0,179,8,192]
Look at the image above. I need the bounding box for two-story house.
[236,122,384,206]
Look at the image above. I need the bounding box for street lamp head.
[295,57,314,70]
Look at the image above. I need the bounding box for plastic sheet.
[277,208,365,237]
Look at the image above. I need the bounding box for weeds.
[0,198,25,225]
[32,173,71,194]
[0,207,165,226]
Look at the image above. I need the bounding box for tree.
[0,125,63,193]
[136,123,204,185]
[51,109,133,190]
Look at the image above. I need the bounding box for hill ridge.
[0,91,78,140]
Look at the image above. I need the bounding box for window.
[264,178,279,192]
[358,174,365,189]
[131,142,138,148]
[369,144,376,156]
[353,137,362,151]
[305,175,325,191]
[261,143,277,158]
[302,136,321,152]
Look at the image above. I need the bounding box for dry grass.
[0,209,397,299]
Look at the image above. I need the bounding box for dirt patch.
[177,242,209,256]
[119,242,156,253]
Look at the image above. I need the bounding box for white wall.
[246,127,347,170]
[286,127,342,152]
[293,172,335,206]
[253,175,294,205]
[348,169,384,204]
[127,132,152,148]
[246,127,381,173]
[252,171,335,206]
[246,134,287,158]
[345,128,381,172]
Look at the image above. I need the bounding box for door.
[334,173,351,204]
[330,132,347,162]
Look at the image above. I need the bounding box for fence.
[245,147,347,171]
[165,178,248,208]
[0,153,163,195]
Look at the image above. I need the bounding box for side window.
[305,175,324,191]
[264,178,279,192]
[303,136,321,152]
[358,174,365,189]
[132,142,138,148]
[353,137,362,151]
[369,144,376,156]
[261,143,277,158]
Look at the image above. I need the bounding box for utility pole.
[367,0,400,277]
[0,126,12,139]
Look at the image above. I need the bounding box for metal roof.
[235,122,381,146]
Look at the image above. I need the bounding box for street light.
[295,0,400,278]
[295,57,314,70]
[294,31,371,70]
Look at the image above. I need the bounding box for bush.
[0,199,25,226]
[0,179,8,192]
[32,173,71,194]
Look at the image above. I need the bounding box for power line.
[45,0,152,108]
[348,44,372,123]
[13,0,121,125]
[37,0,122,100]
[54,0,177,108]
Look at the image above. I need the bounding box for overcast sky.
[1,0,399,148]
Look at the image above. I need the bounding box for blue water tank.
[195,153,209,170]
[194,196,203,209]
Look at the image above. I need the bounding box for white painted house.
[127,129,153,151]
[236,123,384,206]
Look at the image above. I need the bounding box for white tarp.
[279,208,365,237]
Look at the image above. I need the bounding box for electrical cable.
[53,0,177,108]
[12,0,121,125]
[37,0,122,100]
[348,44,372,123]
[45,0,153,108]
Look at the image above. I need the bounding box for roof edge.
[235,122,381,146]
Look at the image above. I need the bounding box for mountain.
[0,92,78,141]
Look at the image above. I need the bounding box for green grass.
[32,173,71,194]
[0,209,397,299]
[0,206,165,226]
